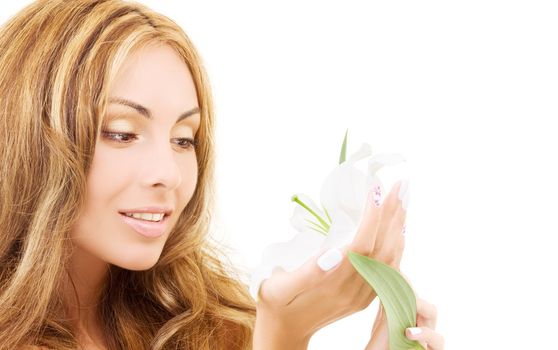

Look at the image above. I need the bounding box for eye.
[172,137,198,150]
[101,131,138,143]
[101,130,198,150]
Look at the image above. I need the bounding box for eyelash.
[101,131,199,150]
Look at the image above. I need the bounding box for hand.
[365,285,445,349]
[253,181,408,348]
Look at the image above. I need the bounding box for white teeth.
[124,212,164,222]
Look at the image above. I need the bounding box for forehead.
[108,43,199,115]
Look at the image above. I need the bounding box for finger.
[380,203,407,266]
[416,298,438,329]
[392,231,406,269]
[406,327,445,350]
[370,303,385,336]
[350,186,383,255]
[398,272,424,321]
[365,305,389,350]
[259,247,345,306]
[352,277,377,311]
[371,181,404,256]
[397,274,440,332]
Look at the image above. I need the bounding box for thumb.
[259,247,345,306]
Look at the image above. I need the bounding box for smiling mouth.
[118,212,170,238]
[119,213,168,222]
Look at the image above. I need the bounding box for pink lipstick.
[118,212,169,238]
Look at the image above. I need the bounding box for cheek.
[70,146,199,270]
[70,146,163,270]
[88,152,130,199]
[85,143,134,212]
[177,156,198,205]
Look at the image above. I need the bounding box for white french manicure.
[317,248,343,271]
[398,180,409,201]
[408,327,422,336]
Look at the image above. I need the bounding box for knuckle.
[357,300,368,311]
[356,295,371,311]
[348,243,370,256]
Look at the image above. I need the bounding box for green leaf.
[347,251,424,350]
[339,129,348,164]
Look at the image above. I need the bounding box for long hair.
[0,1,255,349]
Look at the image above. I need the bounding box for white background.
[3,1,557,349]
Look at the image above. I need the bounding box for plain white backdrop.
[2,1,557,349]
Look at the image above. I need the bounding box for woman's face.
[70,43,201,271]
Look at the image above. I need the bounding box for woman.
[0,0,443,349]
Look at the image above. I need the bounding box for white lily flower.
[249,142,406,301]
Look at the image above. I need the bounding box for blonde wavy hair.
[0,0,256,349]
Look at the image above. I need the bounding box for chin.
[120,261,158,271]
[111,251,163,271]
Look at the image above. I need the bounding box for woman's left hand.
[253,182,408,349]
[364,296,445,350]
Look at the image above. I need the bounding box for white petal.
[260,230,324,271]
[367,153,406,174]
[346,142,372,163]
[249,230,324,302]
[321,209,356,250]
[320,162,368,226]
[366,153,407,203]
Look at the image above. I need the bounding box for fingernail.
[317,248,343,271]
[366,185,381,208]
[372,185,381,207]
[398,180,409,201]
[366,189,374,207]
[407,327,422,336]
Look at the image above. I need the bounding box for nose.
[140,139,182,191]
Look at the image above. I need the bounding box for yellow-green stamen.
[323,205,332,224]
[305,219,328,236]
[292,195,330,233]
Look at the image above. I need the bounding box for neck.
[63,245,109,345]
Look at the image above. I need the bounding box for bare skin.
[51,42,442,350]
[62,42,201,349]
[366,295,445,350]
[254,181,445,349]
[63,245,109,349]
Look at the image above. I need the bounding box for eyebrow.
[108,97,200,123]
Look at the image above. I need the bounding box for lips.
[118,212,169,238]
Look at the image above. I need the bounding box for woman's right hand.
[365,295,445,350]
[253,181,408,349]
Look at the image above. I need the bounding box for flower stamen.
[305,219,328,236]
[292,195,330,233]
[322,205,332,224]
